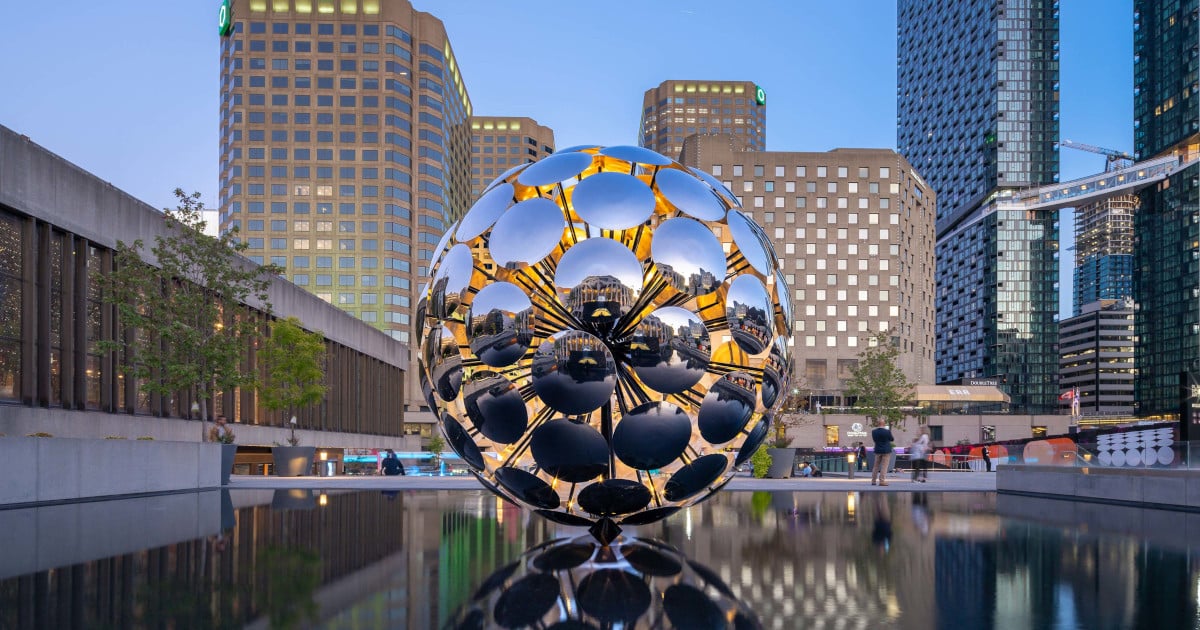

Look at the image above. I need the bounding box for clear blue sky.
[0,0,1132,315]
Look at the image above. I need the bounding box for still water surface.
[0,489,1196,629]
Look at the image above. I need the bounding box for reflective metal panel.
[651,218,725,295]
[517,151,594,187]
[428,325,462,401]
[727,210,772,275]
[489,197,566,268]
[555,238,643,332]
[598,145,673,166]
[462,372,527,445]
[612,402,692,470]
[688,166,739,206]
[530,419,609,483]
[655,168,727,221]
[662,454,727,502]
[531,330,616,415]
[571,172,656,230]
[456,183,514,242]
[577,479,652,516]
[467,282,534,367]
[629,306,710,394]
[483,162,530,193]
[697,372,757,444]
[430,244,474,320]
[725,274,772,355]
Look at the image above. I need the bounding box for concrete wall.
[787,413,1075,450]
[0,436,222,506]
[0,406,422,451]
[998,465,1200,511]
[0,490,223,580]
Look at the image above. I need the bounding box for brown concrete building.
[638,80,765,160]
[681,134,936,409]
[218,0,472,434]
[468,116,555,198]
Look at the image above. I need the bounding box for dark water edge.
[1,489,1197,629]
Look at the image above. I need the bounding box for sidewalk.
[226,471,998,493]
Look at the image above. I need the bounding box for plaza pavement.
[226,470,997,492]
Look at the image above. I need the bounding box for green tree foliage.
[100,189,279,436]
[258,546,321,629]
[750,447,772,478]
[844,331,916,429]
[259,316,327,442]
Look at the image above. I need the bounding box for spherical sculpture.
[416,145,792,536]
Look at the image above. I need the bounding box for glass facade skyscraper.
[1132,0,1200,416]
[219,0,472,427]
[897,0,1061,412]
[1072,195,1136,316]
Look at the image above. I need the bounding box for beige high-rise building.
[681,135,936,406]
[218,0,472,433]
[638,80,765,160]
[468,116,555,198]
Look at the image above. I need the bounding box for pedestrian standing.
[856,442,868,472]
[870,420,894,486]
[981,445,992,472]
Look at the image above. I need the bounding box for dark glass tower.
[1132,0,1200,416]
[897,0,1061,412]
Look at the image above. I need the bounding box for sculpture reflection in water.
[416,145,793,541]
[449,535,760,630]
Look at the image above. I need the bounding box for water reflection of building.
[0,491,557,629]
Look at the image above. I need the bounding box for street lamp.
[289,415,298,446]
[846,451,857,479]
[190,402,200,419]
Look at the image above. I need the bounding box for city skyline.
[1,1,1133,315]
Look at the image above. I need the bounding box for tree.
[427,434,446,467]
[101,189,279,439]
[259,316,327,443]
[844,331,915,429]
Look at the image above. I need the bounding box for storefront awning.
[913,385,1010,403]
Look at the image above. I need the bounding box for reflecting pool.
[1,489,1197,629]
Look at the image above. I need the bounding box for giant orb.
[416,145,792,535]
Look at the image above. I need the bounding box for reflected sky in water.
[1,489,1197,629]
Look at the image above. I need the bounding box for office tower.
[1059,299,1136,416]
[469,116,555,198]
[218,0,472,430]
[638,80,765,160]
[681,135,936,407]
[897,0,1061,412]
[1132,0,1200,416]
[1073,195,1136,315]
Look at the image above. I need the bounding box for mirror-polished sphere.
[417,145,792,530]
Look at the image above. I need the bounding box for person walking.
[870,420,894,486]
[981,445,992,472]
[910,431,930,482]
[856,442,868,472]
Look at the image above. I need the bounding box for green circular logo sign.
[219,0,233,37]
[755,86,766,106]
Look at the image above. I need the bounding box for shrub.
[750,447,772,478]
[27,432,53,438]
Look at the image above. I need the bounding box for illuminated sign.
[754,85,766,106]
[218,0,234,37]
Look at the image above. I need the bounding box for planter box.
[767,448,795,479]
[220,444,238,485]
[272,446,316,477]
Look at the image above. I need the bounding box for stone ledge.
[997,465,1200,511]
[0,437,222,506]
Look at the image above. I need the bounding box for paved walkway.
[227,471,997,493]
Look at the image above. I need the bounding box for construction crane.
[1061,139,1135,172]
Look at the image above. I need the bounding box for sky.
[0,0,1133,315]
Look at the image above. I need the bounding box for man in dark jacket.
[870,420,894,486]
